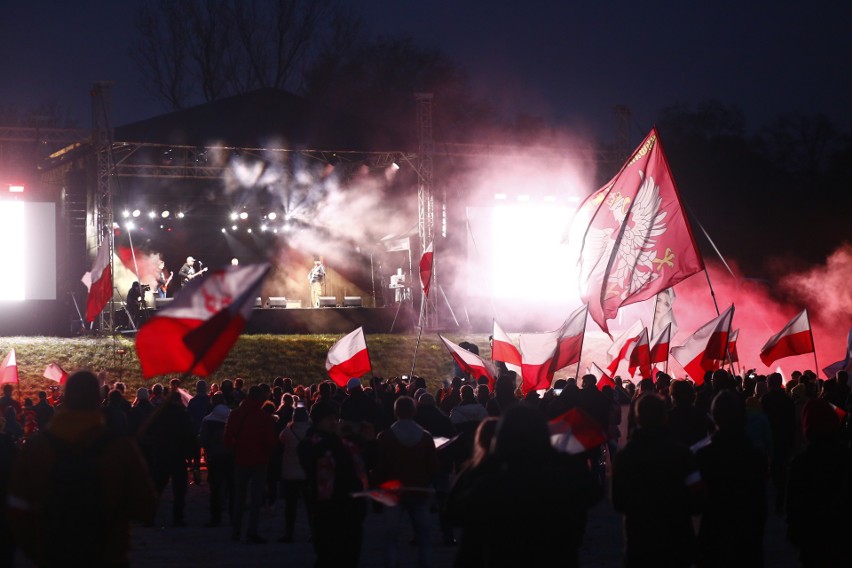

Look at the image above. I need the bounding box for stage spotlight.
[230,212,238,220]
[494,193,507,200]
[260,224,268,232]
[391,162,400,170]
[231,225,237,231]
[161,210,170,218]
[122,210,130,218]
[177,212,185,218]
[247,228,252,234]
[148,211,156,219]
[8,185,24,193]
[132,209,141,217]
[126,221,135,230]
[239,212,248,220]
[267,212,277,220]
[221,228,226,233]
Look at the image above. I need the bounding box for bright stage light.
[122,210,130,218]
[247,228,252,233]
[267,212,277,220]
[231,225,237,231]
[230,212,238,220]
[177,212,185,219]
[125,221,135,230]
[8,185,24,193]
[239,212,248,220]
[260,224,268,231]
[161,210,170,218]
[221,228,226,233]
[132,209,141,217]
[391,162,400,170]
[148,211,156,219]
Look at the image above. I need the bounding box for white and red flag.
[81,239,112,323]
[728,329,740,363]
[759,309,814,367]
[439,335,495,386]
[569,128,704,334]
[0,350,18,384]
[491,320,522,376]
[606,320,644,376]
[551,304,589,373]
[628,327,652,379]
[43,362,69,385]
[823,327,852,378]
[588,362,616,391]
[671,305,735,385]
[326,327,372,387]
[419,242,434,299]
[549,408,608,454]
[135,263,270,379]
[650,322,672,365]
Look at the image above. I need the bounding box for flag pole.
[805,309,821,377]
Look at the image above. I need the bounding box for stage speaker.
[268,296,287,308]
[155,298,174,309]
[286,299,302,309]
[318,296,337,307]
[254,297,262,307]
[343,296,362,307]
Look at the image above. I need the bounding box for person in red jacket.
[372,395,440,568]
[224,384,278,543]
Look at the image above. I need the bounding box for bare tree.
[131,0,359,111]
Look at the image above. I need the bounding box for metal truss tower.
[92,82,116,333]
[415,93,437,328]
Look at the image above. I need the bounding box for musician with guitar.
[178,256,208,288]
[156,259,173,298]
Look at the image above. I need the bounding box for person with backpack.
[7,370,158,567]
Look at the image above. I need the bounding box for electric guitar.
[159,273,173,295]
[183,266,208,284]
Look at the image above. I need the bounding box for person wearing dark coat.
[667,379,713,449]
[613,393,703,568]
[446,404,601,568]
[695,390,768,567]
[786,398,852,567]
[200,393,234,527]
[761,372,796,513]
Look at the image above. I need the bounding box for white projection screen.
[0,202,56,300]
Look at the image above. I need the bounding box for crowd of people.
[0,358,849,566]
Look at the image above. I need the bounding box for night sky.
[2,1,851,141]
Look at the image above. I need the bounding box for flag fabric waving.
[135,263,270,379]
[491,320,522,376]
[588,362,616,391]
[81,239,112,322]
[551,304,589,373]
[606,320,644,376]
[439,335,495,386]
[419,242,434,299]
[628,327,652,379]
[326,327,372,387]
[0,349,18,384]
[823,327,852,378]
[671,305,735,385]
[549,408,608,455]
[43,362,69,385]
[728,329,740,363]
[759,309,814,367]
[650,322,672,364]
[570,128,704,333]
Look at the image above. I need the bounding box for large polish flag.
[549,408,608,455]
[728,329,740,363]
[419,242,434,299]
[588,362,616,391]
[759,309,814,367]
[81,240,112,322]
[326,327,372,387]
[650,322,672,364]
[606,320,644,376]
[492,320,522,376]
[135,263,270,379]
[671,305,735,385]
[439,335,495,385]
[0,349,18,384]
[569,128,704,334]
[551,304,589,372]
[628,327,652,379]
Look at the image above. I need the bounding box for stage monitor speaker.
[286,300,302,309]
[155,298,173,309]
[268,296,287,308]
[318,296,337,307]
[343,296,362,307]
[254,297,262,307]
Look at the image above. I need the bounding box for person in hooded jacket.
[278,405,311,543]
[200,393,234,528]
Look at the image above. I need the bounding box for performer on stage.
[308,257,325,307]
[156,259,172,298]
[178,256,207,287]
